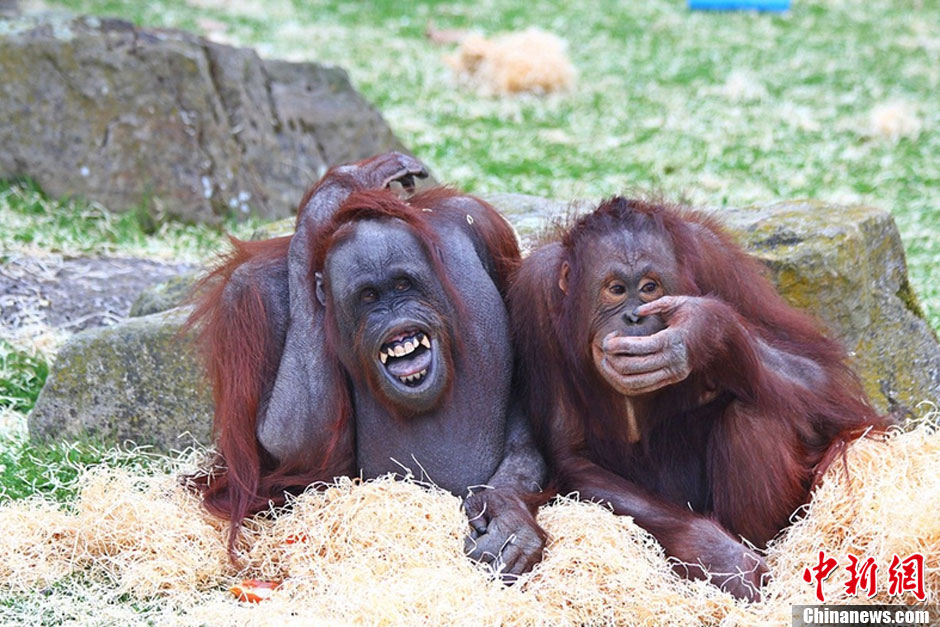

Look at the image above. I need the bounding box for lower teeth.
[398,368,428,384]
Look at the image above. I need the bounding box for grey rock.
[250,218,295,241]
[717,200,939,419]
[129,271,201,318]
[0,254,197,333]
[30,197,939,450]
[0,14,408,223]
[482,192,594,250]
[29,308,213,449]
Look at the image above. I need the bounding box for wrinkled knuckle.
[463,497,483,516]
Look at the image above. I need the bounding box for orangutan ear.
[558,261,570,294]
[314,272,327,306]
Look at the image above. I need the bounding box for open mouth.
[378,328,433,387]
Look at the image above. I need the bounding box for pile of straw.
[445,28,576,95]
[1,419,937,625]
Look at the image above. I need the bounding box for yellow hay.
[868,101,922,141]
[1,418,937,625]
[445,28,576,95]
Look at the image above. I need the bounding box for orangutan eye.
[640,281,659,294]
[607,283,626,296]
[360,288,378,303]
[394,278,412,292]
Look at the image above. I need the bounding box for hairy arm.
[485,402,547,493]
[552,430,767,601]
[257,153,427,466]
[463,402,548,579]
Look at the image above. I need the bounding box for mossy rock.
[28,308,212,450]
[718,200,939,418]
[0,13,409,223]
[129,271,201,318]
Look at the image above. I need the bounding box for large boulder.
[29,308,212,450]
[720,200,940,419]
[31,197,940,450]
[128,271,201,318]
[0,14,408,223]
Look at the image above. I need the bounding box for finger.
[382,167,410,189]
[465,535,497,563]
[467,531,508,564]
[464,535,486,560]
[463,500,489,536]
[496,542,524,576]
[605,350,673,376]
[616,368,683,394]
[599,359,677,395]
[604,330,671,356]
[635,296,683,318]
[393,153,428,178]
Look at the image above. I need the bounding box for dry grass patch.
[1,417,937,625]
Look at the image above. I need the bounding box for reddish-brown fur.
[187,235,353,551]
[188,186,520,553]
[510,197,890,574]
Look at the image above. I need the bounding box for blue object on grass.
[688,0,790,11]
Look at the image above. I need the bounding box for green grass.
[0,433,159,502]
[37,0,940,331]
[0,340,48,413]
[0,179,262,263]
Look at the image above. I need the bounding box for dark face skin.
[320,220,452,414]
[560,230,680,390]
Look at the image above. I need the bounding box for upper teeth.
[379,332,430,363]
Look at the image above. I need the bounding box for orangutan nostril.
[624,309,643,324]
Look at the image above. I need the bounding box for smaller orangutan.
[509,197,890,600]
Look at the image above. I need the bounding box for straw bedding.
[1,416,937,625]
[445,28,576,95]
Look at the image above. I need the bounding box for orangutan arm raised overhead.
[258,153,428,466]
[192,153,429,553]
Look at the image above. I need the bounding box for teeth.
[397,369,428,385]
[381,333,431,366]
